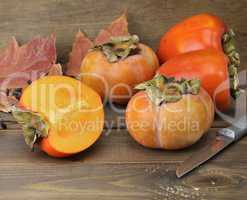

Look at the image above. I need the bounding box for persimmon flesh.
[19,76,104,157]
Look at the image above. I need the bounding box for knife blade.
[176,116,247,178]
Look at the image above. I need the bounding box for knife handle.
[218,117,247,141]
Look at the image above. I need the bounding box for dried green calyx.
[93,35,140,62]
[222,29,241,99]
[135,74,201,106]
[12,107,49,149]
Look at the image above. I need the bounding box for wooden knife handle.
[218,117,247,141]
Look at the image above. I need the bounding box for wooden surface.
[0,0,247,199]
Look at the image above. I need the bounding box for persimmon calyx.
[92,35,140,62]
[135,74,201,106]
[12,107,49,149]
[222,29,242,99]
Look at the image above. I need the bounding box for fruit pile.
[0,13,241,157]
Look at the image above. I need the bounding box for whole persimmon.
[157,49,237,111]
[80,35,159,104]
[126,75,214,150]
[13,76,104,158]
[157,13,229,63]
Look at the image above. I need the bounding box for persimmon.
[157,14,241,109]
[157,49,237,111]
[80,35,159,104]
[157,13,230,63]
[126,75,214,150]
[13,76,104,157]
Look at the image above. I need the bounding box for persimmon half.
[13,76,104,157]
[80,35,159,104]
[126,75,214,150]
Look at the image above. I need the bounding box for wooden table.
[0,0,247,199]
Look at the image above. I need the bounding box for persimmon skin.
[40,138,71,158]
[157,49,231,111]
[157,13,227,63]
[20,76,104,157]
[126,90,214,150]
[80,43,159,104]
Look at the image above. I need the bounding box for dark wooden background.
[0,0,247,199]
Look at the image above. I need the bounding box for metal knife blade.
[176,134,234,178]
[176,116,247,178]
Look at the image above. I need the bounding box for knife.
[176,116,247,178]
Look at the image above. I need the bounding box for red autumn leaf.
[94,13,129,45]
[0,35,56,112]
[66,31,93,77]
[66,12,130,77]
[0,34,56,90]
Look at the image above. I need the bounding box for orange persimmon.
[156,14,241,108]
[13,76,104,157]
[126,75,214,150]
[157,13,228,63]
[157,49,234,111]
[80,35,159,104]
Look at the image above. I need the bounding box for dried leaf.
[66,31,93,77]
[0,35,56,89]
[94,12,129,45]
[0,35,57,112]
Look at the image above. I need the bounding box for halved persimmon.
[13,76,104,157]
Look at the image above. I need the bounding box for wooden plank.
[0,159,246,200]
[0,128,246,165]
[0,130,247,199]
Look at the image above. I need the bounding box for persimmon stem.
[12,107,49,149]
[222,29,241,99]
[135,75,201,106]
[92,35,140,62]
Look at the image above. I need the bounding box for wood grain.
[0,0,247,199]
[0,128,247,200]
[0,162,246,200]
[1,128,247,164]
